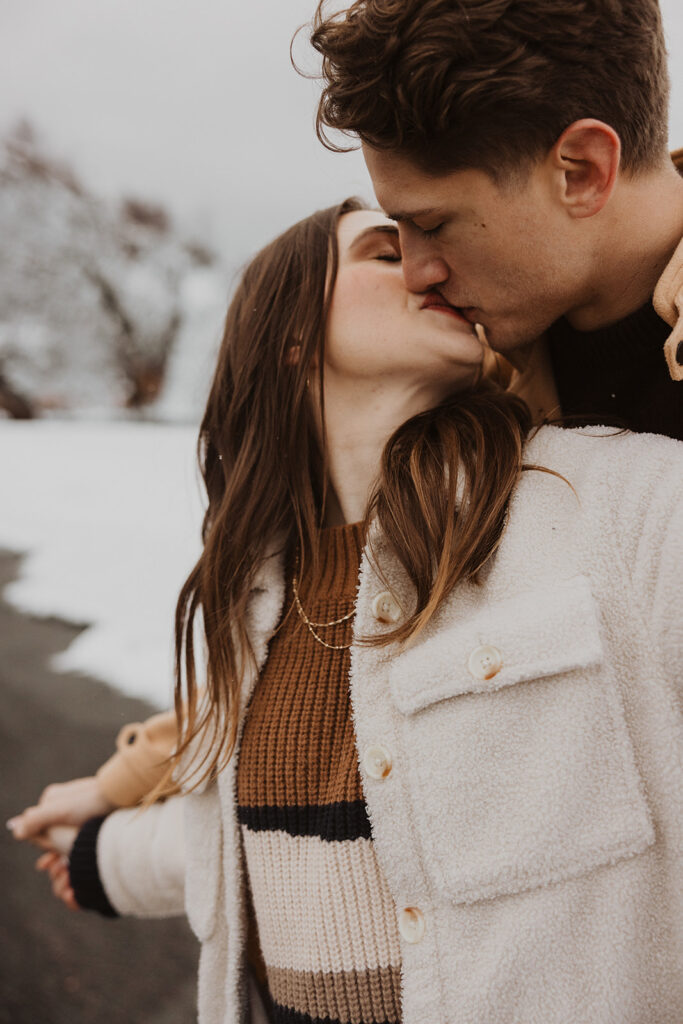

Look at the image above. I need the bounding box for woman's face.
[324,210,484,398]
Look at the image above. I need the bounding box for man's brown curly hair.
[310,0,670,179]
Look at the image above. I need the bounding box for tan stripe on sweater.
[268,964,402,1024]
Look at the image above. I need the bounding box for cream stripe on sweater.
[243,829,402,974]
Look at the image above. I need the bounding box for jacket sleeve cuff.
[68,816,119,918]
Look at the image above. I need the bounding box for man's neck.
[565,161,683,332]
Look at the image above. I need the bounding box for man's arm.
[8,708,179,841]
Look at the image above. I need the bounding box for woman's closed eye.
[373,237,403,263]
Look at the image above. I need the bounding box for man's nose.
[399,233,450,294]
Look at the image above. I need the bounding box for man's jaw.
[420,292,544,360]
[458,307,481,324]
[476,316,544,370]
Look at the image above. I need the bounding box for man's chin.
[480,320,546,367]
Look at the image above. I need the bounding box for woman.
[14,199,683,1023]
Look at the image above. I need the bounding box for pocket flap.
[389,575,603,715]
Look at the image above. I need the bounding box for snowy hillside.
[0,126,227,422]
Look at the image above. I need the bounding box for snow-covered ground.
[0,420,204,707]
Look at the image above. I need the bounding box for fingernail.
[677,340,683,366]
[6,818,17,832]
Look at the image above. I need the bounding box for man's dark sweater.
[547,300,682,441]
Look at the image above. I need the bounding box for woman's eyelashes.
[373,240,402,263]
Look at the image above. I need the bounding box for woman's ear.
[548,119,621,219]
[285,344,318,369]
[285,344,301,366]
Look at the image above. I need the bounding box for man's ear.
[548,119,621,219]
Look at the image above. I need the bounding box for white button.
[363,744,392,780]
[371,591,401,623]
[398,907,425,944]
[467,644,503,680]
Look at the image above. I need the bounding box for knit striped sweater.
[237,523,402,1024]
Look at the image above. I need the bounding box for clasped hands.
[7,777,115,911]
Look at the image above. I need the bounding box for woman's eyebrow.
[348,224,400,251]
[384,207,439,224]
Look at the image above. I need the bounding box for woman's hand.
[36,843,80,912]
[7,777,115,842]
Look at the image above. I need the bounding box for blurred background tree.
[0,122,225,421]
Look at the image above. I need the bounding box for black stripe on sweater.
[237,800,371,842]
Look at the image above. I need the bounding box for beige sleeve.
[96,709,179,807]
[98,797,186,917]
[652,233,683,383]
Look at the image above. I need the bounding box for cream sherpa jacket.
[94,424,683,1024]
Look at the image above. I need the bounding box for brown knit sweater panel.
[238,526,364,810]
[237,523,402,1024]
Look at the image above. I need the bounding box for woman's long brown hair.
[170,198,533,791]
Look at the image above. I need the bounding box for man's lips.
[420,292,471,324]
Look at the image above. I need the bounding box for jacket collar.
[652,147,683,381]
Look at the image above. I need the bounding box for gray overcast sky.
[2,0,683,272]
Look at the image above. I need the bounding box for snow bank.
[0,420,203,707]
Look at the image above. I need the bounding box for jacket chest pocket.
[388,576,655,904]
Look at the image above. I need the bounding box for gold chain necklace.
[291,556,355,651]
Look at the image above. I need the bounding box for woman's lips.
[422,301,470,324]
[420,291,471,324]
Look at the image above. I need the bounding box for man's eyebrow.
[348,224,400,248]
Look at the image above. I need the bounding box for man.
[311,0,683,437]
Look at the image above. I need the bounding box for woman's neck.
[320,378,452,526]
